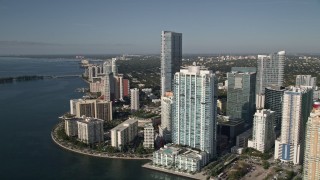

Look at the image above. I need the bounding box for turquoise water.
[0,57,185,180]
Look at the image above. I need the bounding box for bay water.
[0,57,186,180]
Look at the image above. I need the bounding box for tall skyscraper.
[103,60,112,75]
[227,67,256,125]
[130,88,139,111]
[256,51,285,95]
[161,31,182,96]
[111,57,118,76]
[265,86,286,129]
[248,109,275,153]
[303,102,320,180]
[113,74,130,101]
[296,75,317,89]
[101,74,114,101]
[172,65,217,157]
[274,87,313,164]
[160,92,173,142]
[122,79,130,97]
[102,59,118,101]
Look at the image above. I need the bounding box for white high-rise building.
[161,31,182,96]
[296,75,317,89]
[111,58,118,76]
[77,117,104,144]
[143,123,154,149]
[172,65,217,158]
[303,102,320,180]
[274,87,313,164]
[111,118,138,150]
[118,75,124,100]
[102,59,115,101]
[101,74,114,101]
[248,109,275,153]
[256,51,285,107]
[64,117,78,137]
[160,92,173,142]
[130,88,139,111]
[103,60,112,75]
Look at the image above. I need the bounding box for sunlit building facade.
[172,66,217,158]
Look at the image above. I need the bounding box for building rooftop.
[265,85,286,91]
[217,115,244,126]
[144,122,154,128]
[179,65,212,75]
[285,86,311,94]
[111,118,138,131]
[156,143,205,160]
[237,128,252,138]
[77,116,104,124]
[231,67,256,73]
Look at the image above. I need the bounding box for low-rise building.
[152,143,208,173]
[236,128,252,148]
[217,115,244,145]
[143,123,154,149]
[231,146,245,154]
[111,118,138,150]
[217,98,227,115]
[77,117,104,144]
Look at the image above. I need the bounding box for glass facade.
[227,68,256,125]
[172,67,217,158]
[161,31,182,96]
[256,51,285,95]
[265,86,285,129]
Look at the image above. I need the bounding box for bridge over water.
[48,74,82,78]
[0,74,82,84]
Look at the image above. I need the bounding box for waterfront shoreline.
[51,122,152,160]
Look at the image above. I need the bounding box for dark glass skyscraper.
[227,67,256,125]
[161,31,182,96]
[265,86,286,129]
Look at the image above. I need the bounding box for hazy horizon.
[1,0,320,55]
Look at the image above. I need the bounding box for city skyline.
[1,0,320,55]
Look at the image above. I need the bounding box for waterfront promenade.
[142,162,207,180]
[51,122,152,160]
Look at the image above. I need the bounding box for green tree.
[262,160,270,169]
[136,143,146,154]
[105,146,118,153]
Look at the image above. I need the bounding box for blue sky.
[0,0,319,55]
